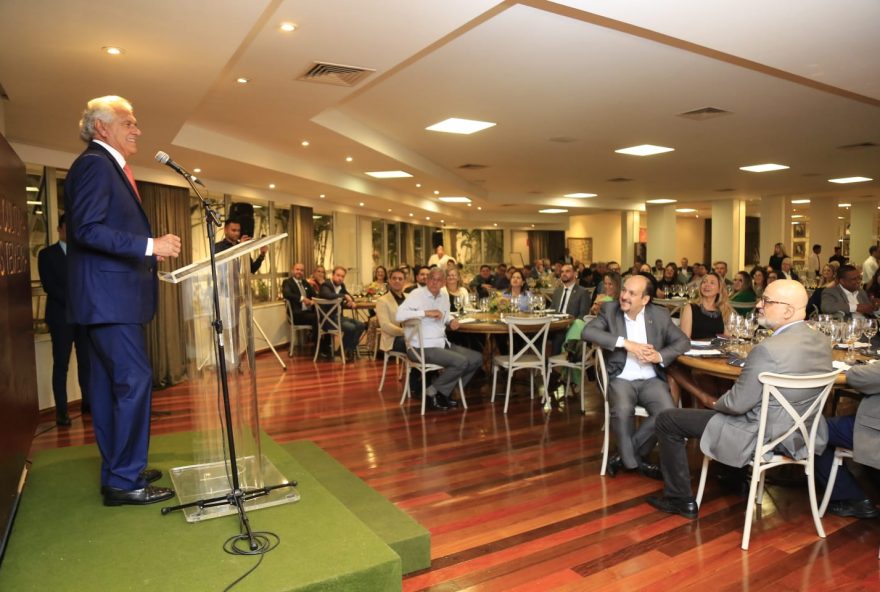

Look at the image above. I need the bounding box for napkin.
[834,342,870,349]
[832,360,851,371]
[690,340,713,347]
[684,349,723,356]
[456,317,477,325]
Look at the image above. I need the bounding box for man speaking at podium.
[66,95,181,506]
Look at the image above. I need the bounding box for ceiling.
[1,0,878,227]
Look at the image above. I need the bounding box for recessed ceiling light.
[466,203,472,207]
[236,77,249,84]
[345,156,353,162]
[477,207,482,211]
[415,183,421,188]
[319,194,325,198]
[269,184,276,189]
[193,168,201,173]
[791,199,810,204]
[646,199,677,204]
[433,190,440,195]
[539,208,568,214]
[280,22,297,32]
[676,208,697,213]
[425,117,496,135]
[829,176,873,184]
[493,223,498,227]
[301,140,309,147]
[102,46,124,56]
[358,202,364,207]
[838,203,851,207]
[531,224,535,228]
[440,219,445,223]
[838,216,845,219]
[739,163,789,173]
[564,193,597,198]
[365,170,412,179]
[438,197,471,203]
[26,200,42,205]
[26,187,38,193]
[387,209,392,212]
[791,214,804,219]
[426,216,431,220]
[409,213,414,217]
[791,221,801,225]
[615,144,674,156]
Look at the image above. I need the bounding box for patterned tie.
[123,163,141,202]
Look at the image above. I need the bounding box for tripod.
[159,171,296,551]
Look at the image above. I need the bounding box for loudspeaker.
[229,202,255,238]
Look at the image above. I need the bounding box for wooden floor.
[31,351,880,591]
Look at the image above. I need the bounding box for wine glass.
[453,295,463,315]
[863,318,878,344]
[844,319,861,363]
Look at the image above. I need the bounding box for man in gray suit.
[583,274,690,478]
[814,363,880,518]
[647,280,833,518]
[821,264,877,319]
[549,264,589,351]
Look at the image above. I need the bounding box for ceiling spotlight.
[409,213,414,217]
[739,163,789,173]
[791,199,810,204]
[388,209,392,212]
[236,77,249,84]
[345,156,353,162]
[676,208,697,213]
[493,223,498,227]
[269,184,276,189]
[425,216,431,220]
[280,22,297,32]
[319,194,325,198]
[646,198,677,204]
[615,144,674,156]
[359,202,364,207]
[433,190,440,195]
[477,207,482,211]
[102,46,124,56]
[416,183,421,188]
[193,168,201,173]
[539,208,568,214]
[301,140,310,147]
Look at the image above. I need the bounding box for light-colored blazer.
[700,322,833,467]
[843,363,880,470]
[821,284,871,316]
[582,302,690,381]
[375,291,404,352]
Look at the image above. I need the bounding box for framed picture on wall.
[793,241,806,258]
[793,224,806,239]
[567,237,593,265]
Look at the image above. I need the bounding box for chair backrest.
[502,316,553,364]
[593,346,609,400]
[402,319,429,367]
[312,297,343,333]
[753,370,841,464]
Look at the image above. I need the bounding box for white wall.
[568,212,623,263]
[510,230,529,267]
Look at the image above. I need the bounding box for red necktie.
[123,163,141,202]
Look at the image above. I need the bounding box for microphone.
[155,151,205,186]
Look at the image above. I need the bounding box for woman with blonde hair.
[768,242,787,273]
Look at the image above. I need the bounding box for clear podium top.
[159,233,287,284]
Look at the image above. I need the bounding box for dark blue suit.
[38,242,90,418]
[65,141,157,491]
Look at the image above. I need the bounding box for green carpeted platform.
[0,433,401,591]
[283,441,430,574]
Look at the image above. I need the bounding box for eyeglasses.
[757,296,790,308]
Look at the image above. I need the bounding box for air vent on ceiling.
[500,203,516,207]
[297,62,375,87]
[677,106,731,121]
[549,136,578,143]
[838,141,878,150]
[458,163,487,170]
[527,190,543,195]
[715,188,736,192]
[607,177,633,183]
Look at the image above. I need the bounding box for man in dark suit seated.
[214,218,267,274]
[281,262,317,338]
[38,214,90,426]
[814,363,880,518]
[821,264,877,319]
[583,274,690,479]
[66,95,181,505]
[469,265,494,299]
[647,280,833,518]
[546,264,591,393]
[318,266,366,359]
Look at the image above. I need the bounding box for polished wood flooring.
[31,352,880,591]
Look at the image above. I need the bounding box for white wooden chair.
[547,338,594,413]
[491,316,553,413]
[285,300,312,357]
[695,369,840,550]
[594,346,648,476]
[818,447,854,518]
[312,297,346,364]
[401,319,467,416]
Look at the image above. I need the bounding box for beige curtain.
[528,230,550,262]
[139,181,193,388]
[291,205,314,274]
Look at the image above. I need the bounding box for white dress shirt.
[395,286,450,348]
[840,284,864,318]
[614,308,659,381]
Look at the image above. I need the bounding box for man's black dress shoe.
[103,485,175,506]
[647,495,698,519]
[56,414,71,427]
[638,461,663,481]
[426,396,449,411]
[827,499,879,519]
[606,455,634,477]
[101,469,163,495]
[436,393,459,408]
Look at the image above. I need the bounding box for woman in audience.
[750,266,767,297]
[766,269,779,284]
[820,263,838,288]
[307,265,326,293]
[590,271,621,315]
[768,242,787,272]
[666,272,731,406]
[371,265,389,294]
[443,267,470,311]
[501,269,531,312]
[730,271,757,315]
[656,263,679,297]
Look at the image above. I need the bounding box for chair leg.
[289,327,295,357]
[458,379,467,410]
[756,472,766,505]
[580,364,586,414]
[313,333,322,362]
[378,354,390,391]
[818,455,842,517]
[504,368,514,414]
[695,456,711,508]
[491,365,498,402]
[420,370,428,416]
[742,467,763,550]
[399,366,411,405]
[339,334,346,364]
[806,457,827,539]
[600,399,610,476]
[529,369,534,399]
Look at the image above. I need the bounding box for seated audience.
[396,268,483,411]
[656,263,679,297]
[501,269,531,312]
[582,274,690,479]
[821,264,878,319]
[405,265,429,294]
[647,280,832,519]
[750,266,767,298]
[470,265,495,299]
[371,265,389,294]
[307,265,326,293]
[730,271,757,314]
[282,262,317,337]
[318,266,366,359]
[780,257,799,281]
[590,271,621,315]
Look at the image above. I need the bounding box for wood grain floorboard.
[30,351,880,590]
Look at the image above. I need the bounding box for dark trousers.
[48,321,90,417]
[814,415,869,502]
[292,309,317,337]
[656,408,716,499]
[88,324,153,490]
[610,377,676,468]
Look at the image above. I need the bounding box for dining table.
[453,311,575,369]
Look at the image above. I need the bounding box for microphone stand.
[159,171,296,551]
